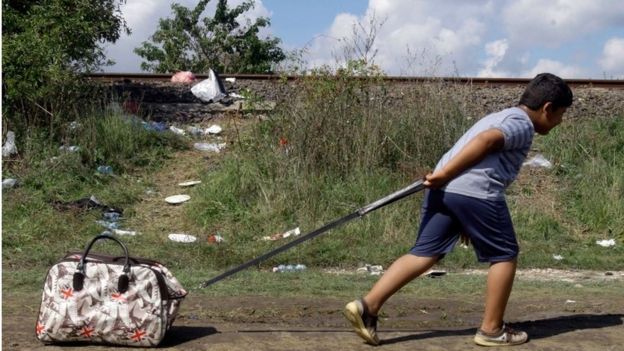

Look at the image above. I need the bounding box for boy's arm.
[425,128,505,188]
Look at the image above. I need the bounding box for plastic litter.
[165,194,191,205]
[186,126,205,137]
[96,165,113,175]
[2,178,18,189]
[191,69,228,103]
[205,125,223,135]
[553,254,564,260]
[565,299,576,304]
[2,131,18,157]
[225,77,236,83]
[103,211,122,221]
[59,145,80,153]
[273,264,307,273]
[171,71,196,83]
[356,264,384,275]
[262,227,301,241]
[143,121,168,132]
[425,269,447,278]
[596,239,615,247]
[96,220,119,230]
[523,154,553,169]
[168,233,197,243]
[178,180,202,187]
[169,126,186,136]
[112,229,137,236]
[193,142,226,152]
[52,195,123,214]
[207,234,225,244]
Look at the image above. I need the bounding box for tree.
[135,0,285,74]
[2,0,129,125]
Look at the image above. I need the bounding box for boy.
[344,73,573,346]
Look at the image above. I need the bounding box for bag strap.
[73,234,131,293]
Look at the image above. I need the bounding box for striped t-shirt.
[435,107,534,200]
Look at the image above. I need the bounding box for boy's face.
[535,103,566,135]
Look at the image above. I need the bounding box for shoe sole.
[343,302,379,346]
[474,334,527,347]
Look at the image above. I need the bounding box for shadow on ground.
[380,313,624,345]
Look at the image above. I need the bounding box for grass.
[3,75,623,297]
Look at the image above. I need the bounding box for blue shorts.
[410,189,519,262]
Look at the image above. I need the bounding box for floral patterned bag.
[35,234,187,346]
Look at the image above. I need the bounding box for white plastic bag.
[191,69,227,103]
[2,131,17,157]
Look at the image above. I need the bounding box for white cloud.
[478,39,510,77]
[523,59,586,79]
[599,37,624,78]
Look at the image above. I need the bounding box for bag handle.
[73,234,131,293]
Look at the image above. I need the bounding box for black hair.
[519,73,573,110]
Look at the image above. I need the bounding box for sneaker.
[474,323,528,346]
[343,299,379,345]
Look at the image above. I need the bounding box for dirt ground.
[4,287,623,351]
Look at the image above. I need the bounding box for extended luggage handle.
[73,234,131,293]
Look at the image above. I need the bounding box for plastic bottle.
[96,165,113,174]
[103,211,121,221]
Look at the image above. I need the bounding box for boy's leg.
[364,254,438,315]
[480,259,517,333]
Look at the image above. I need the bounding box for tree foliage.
[2,0,128,126]
[135,0,285,74]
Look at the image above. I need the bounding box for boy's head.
[519,73,573,135]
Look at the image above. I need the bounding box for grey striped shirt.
[435,107,534,200]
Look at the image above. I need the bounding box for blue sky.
[104,0,624,78]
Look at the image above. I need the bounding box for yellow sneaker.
[343,299,379,346]
[474,323,528,346]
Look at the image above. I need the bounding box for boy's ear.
[542,101,553,113]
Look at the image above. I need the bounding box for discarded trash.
[565,299,576,304]
[102,211,122,221]
[168,233,197,243]
[2,178,18,189]
[96,165,113,175]
[2,131,17,157]
[178,180,202,187]
[69,121,81,130]
[171,71,196,83]
[143,121,168,132]
[262,227,301,241]
[356,264,384,275]
[52,195,123,214]
[96,220,119,230]
[425,269,447,278]
[165,194,191,205]
[169,126,186,136]
[553,254,564,261]
[225,77,236,83]
[523,154,553,169]
[273,264,307,273]
[59,145,80,152]
[207,234,225,244]
[596,239,616,247]
[112,229,137,236]
[205,125,223,135]
[191,69,228,103]
[186,126,205,137]
[194,142,226,152]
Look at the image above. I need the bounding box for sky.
[104,0,624,79]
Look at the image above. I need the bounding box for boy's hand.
[423,170,451,189]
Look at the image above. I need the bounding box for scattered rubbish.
[52,195,123,214]
[143,121,168,132]
[178,180,202,187]
[165,194,191,205]
[193,142,226,152]
[419,309,430,314]
[225,77,236,83]
[96,165,113,175]
[191,69,228,103]
[171,71,196,83]
[205,125,223,135]
[59,145,80,153]
[112,229,137,236]
[262,227,301,241]
[553,254,564,261]
[96,220,119,230]
[565,299,576,304]
[523,154,553,169]
[356,264,384,276]
[2,178,18,189]
[169,126,186,136]
[596,239,615,247]
[103,211,122,221]
[425,270,447,278]
[168,233,197,243]
[68,121,81,130]
[605,271,614,276]
[186,126,205,137]
[2,130,18,157]
[273,264,307,273]
[208,234,225,244]
[229,93,245,99]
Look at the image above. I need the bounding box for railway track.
[87,73,624,89]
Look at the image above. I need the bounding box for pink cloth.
[171,71,196,83]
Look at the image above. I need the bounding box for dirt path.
[4,291,623,351]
